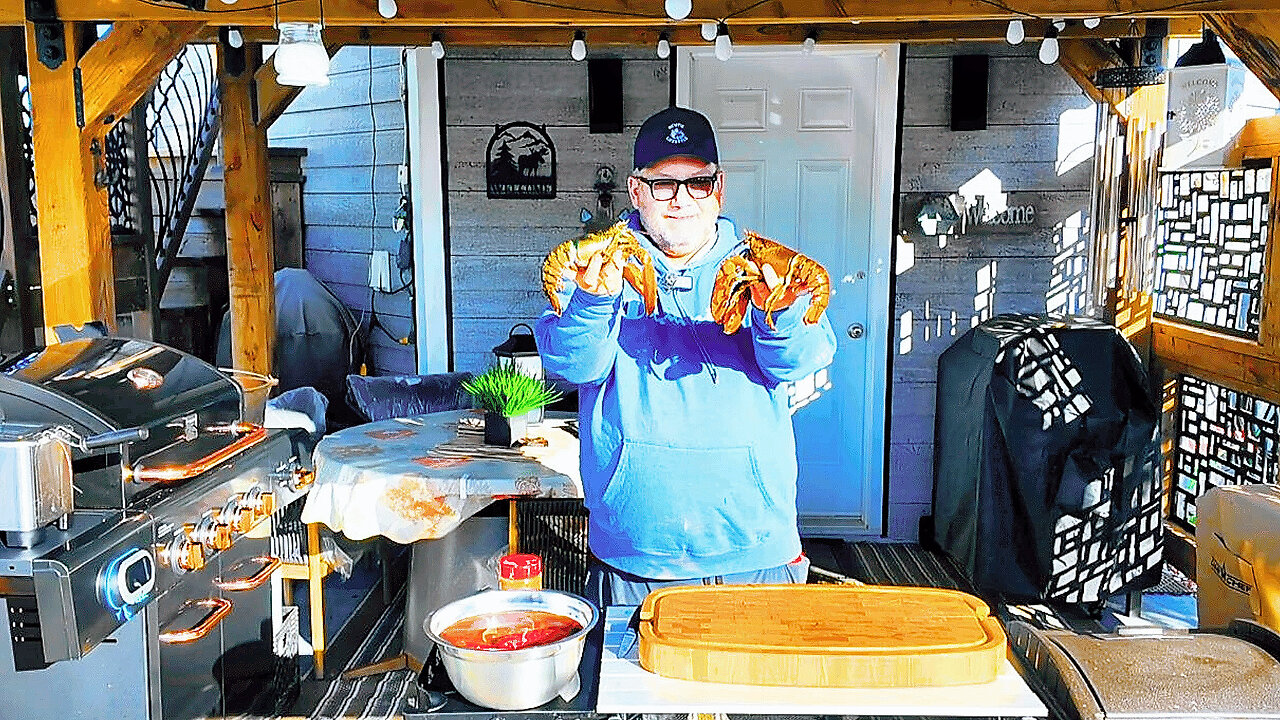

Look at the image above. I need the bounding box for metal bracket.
[72,65,84,127]
[25,0,65,70]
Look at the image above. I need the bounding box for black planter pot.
[484,411,528,447]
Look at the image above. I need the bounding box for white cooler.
[1196,484,1280,631]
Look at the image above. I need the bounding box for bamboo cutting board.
[637,584,1006,688]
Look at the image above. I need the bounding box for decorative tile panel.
[1154,167,1270,338]
[1171,375,1280,529]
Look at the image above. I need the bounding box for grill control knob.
[221,495,255,533]
[234,506,255,534]
[173,530,207,572]
[209,523,232,551]
[259,491,277,517]
[180,541,206,572]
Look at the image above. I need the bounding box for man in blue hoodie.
[536,106,837,606]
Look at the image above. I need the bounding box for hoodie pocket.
[599,441,778,557]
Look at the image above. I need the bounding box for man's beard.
[641,212,718,260]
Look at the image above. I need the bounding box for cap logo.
[665,122,689,144]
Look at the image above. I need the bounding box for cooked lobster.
[541,221,657,315]
[709,231,830,334]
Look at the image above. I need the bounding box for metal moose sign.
[486,121,557,199]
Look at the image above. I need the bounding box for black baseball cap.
[633,106,718,169]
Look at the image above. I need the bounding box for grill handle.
[82,427,150,450]
[158,597,232,644]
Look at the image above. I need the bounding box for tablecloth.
[302,409,581,543]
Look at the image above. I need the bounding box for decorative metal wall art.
[1154,166,1270,338]
[486,122,556,199]
[1172,374,1280,529]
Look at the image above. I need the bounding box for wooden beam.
[255,41,345,130]
[1231,115,1280,160]
[1151,319,1280,405]
[226,18,1190,46]
[1058,38,1129,116]
[1205,12,1280,103]
[0,0,1271,27]
[79,21,203,131]
[219,43,275,376]
[25,22,115,341]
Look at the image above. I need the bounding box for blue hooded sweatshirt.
[535,215,837,579]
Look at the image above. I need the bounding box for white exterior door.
[678,45,899,537]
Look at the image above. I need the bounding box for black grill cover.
[932,314,1163,604]
[218,268,361,413]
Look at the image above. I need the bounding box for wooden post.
[25,22,115,341]
[218,41,275,375]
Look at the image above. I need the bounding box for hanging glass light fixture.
[227,27,244,48]
[571,30,588,61]
[1083,17,1101,29]
[377,0,397,18]
[701,21,718,41]
[275,21,331,86]
[431,33,446,60]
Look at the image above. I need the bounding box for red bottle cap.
[500,553,543,580]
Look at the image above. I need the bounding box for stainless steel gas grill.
[0,337,314,720]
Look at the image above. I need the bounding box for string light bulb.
[802,30,817,54]
[714,22,732,61]
[664,0,692,21]
[656,32,671,59]
[1038,22,1060,64]
[431,33,445,60]
[227,27,244,48]
[571,30,587,61]
[1083,17,1101,29]
[377,0,397,18]
[1005,19,1025,45]
[701,21,718,41]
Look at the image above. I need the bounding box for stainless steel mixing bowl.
[423,589,598,710]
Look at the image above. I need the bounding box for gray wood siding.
[444,47,670,373]
[269,45,414,376]
[888,41,1097,540]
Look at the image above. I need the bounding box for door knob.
[847,323,864,339]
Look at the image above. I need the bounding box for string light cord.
[972,0,1234,24]
[133,0,306,13]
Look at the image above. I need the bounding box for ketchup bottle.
[499,553,543,590]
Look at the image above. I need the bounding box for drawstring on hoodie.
[665,271,719,384]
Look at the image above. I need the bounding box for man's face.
[627,156,724,263]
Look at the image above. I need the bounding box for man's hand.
[747,261,808,311]
[575,247,625,298]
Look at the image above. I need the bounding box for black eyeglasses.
[634,174,719,201]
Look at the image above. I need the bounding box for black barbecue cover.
[932,314,1163,604]
[217,268,361,412]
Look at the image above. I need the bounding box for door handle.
[847,323,865,340]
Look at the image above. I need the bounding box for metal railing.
[145,43,221,297]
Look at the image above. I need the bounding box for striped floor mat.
[299,585,416,720]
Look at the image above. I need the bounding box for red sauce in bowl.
[439,610,584,651]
